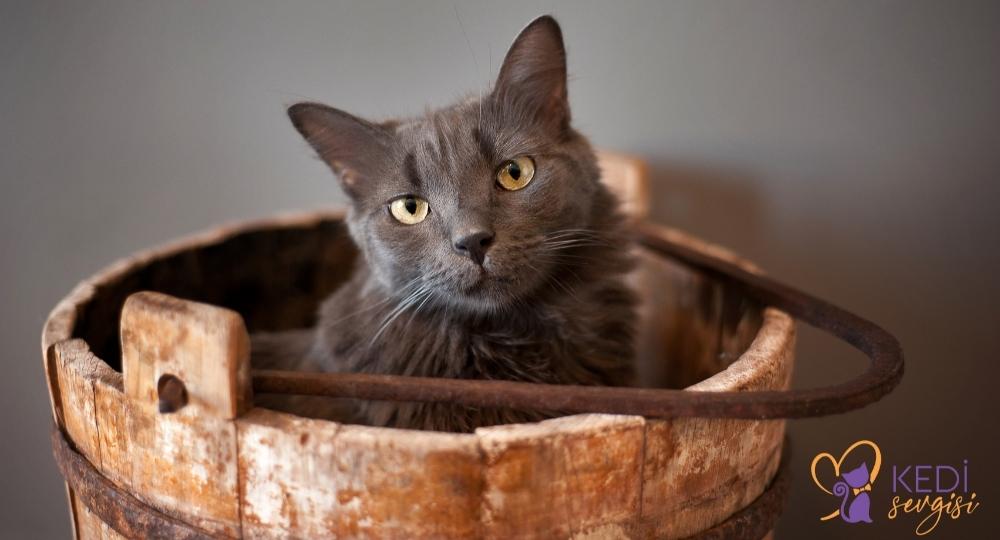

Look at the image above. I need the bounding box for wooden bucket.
[43,153,796,539]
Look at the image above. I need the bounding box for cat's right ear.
[288,102,392,196]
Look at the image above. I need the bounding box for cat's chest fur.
[313,261,636,432]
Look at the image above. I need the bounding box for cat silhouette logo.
[811,440,882,524]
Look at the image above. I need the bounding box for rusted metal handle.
[254,223,903,419]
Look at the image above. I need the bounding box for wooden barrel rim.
[42,210,798,418]
[41,210,806,538]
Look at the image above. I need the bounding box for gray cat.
[254,15,637,432]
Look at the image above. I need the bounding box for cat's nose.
[453,229,495,265]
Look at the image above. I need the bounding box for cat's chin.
[448,294,516,316]
[453,281,514,309]
[438,274,525,315]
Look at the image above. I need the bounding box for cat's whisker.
[543,231,601,238]
[546,234,616,244]
[542,270,582,304]
[541,240,617,252]
[400,286,436,337]
[371,295,420,345]
[543,231,614,241]
[369,284,430,346]
[368,269,451,348]
[327,275,424,327]
[541,232,616,245]
[543,228,604,237]
[324,295,394,327]
[541,239,609,248]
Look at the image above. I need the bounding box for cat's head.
[289,16,625,314]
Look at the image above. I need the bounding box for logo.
[811,439,881,523]
[811,439,980,535]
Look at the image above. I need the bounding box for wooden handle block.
[114,291,251,536]
[122,291,251,419]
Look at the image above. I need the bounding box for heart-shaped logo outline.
[810,439,882,521]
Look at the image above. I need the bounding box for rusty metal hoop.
[253,222,904,420]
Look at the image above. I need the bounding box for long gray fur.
[255,16,637,432]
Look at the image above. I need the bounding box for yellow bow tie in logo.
[852,482,873,496]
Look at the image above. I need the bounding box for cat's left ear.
[493,15,570,133]
[287,102,393,197]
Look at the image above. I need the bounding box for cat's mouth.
[449,264,519,303]
[438,255,536,311]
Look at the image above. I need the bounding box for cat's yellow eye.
[389,196,429,225]
[496,156,535,191]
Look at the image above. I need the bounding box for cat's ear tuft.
[493,15,570,133]
[288,102,392,196]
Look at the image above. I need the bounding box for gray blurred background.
[2,1,998,537]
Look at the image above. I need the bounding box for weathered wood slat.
[47,339,122,540]
[477,415,646,538]
[73,495,105,540]
[50,340,105,468]
[640,308,794,538]
[237,408,484,538]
